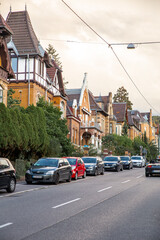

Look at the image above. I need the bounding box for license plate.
[32,175,42,179]
[152,170,160,173]
[105,166,110,168]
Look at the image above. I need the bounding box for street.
[0,168,160,240]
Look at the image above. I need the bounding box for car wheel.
[66,172,72,182]
[145,172,149,177]
[6,178,16,193]
[94,169,98,176]
[54,173,59,185]
[82,171,86,178]
[101,168,104,175]
[26,180,32,184]
[74,172,78,180]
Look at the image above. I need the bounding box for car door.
[77,159,83,177]
[64,159,71,179]
[58,159,65,181]
[0,159,10,188]
[97,158,102,174]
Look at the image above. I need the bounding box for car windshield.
[104,157,118,162]
[34,158,59,167]
[82,158,97,164]
[67,158,77,165]
[120,157,130,161]
[131,157,141,160]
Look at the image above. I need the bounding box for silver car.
[131,156,145,168]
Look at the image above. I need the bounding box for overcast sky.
[1,0,160,115]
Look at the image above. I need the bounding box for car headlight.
[45,170,55,175]
[72,166,76,170]
[112,164,116,166]
[26,170,31,174]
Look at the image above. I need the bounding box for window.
[109,123,112,134]
[0,86,3,103]
[11,58,17,72]
[60,101,65,118]
[0,159,9,169]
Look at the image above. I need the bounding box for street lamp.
[127,43,135,49]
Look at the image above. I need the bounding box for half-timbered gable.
[6,9,57,108]
[46,59,67,118]
[0,14,15,106]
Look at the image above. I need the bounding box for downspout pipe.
[27,54,30,106]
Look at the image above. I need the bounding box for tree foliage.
[113,86,133,110]
[7,88,21,108]
[102,134,158,160]
[37,97,74,156]
[46,44,62,69]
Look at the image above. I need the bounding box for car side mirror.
[30,163,33,167]
[59,163,63,168]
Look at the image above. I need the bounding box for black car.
[103,156,123,172]
[120,156,133,170]
[25,158,72,185]
[0,158,16,193]
[82,156,104,176]
[145,161,160,177]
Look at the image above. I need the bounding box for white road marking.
[136,175,143,179]
[52,198,81,209]
[97,186,112,193]
[0,186,52,198]
[0,223,13,229]
[121,180,131,184]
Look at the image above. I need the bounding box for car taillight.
[147,165,152,168]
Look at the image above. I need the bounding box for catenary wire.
[61,0,160,115]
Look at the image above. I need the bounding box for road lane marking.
[0,186,52,198]
[97,186,112,193]
[136,175,143,178]
[121,180,131,184]
[0,223,13,229]
[52,198,81,209]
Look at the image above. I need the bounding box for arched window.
[0,86,3,103]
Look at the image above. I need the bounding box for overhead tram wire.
[61,0,160,115]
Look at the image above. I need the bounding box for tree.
[46,44,62,69]
[7,89,21,108]
[113,86,133,110]
[37,97,74,156]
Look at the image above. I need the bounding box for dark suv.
[0,158,16,193]
[82,156,104,176]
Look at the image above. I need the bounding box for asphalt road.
[0,168,160,240]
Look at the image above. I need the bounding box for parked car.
[64,157,86,180]
[82,156,104,176]
[0,158,16,193]
[103,156,123,172]
[131,156,145,168]
[120,156,133,170]
[25,158,72,185]
[145,161,160,177]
